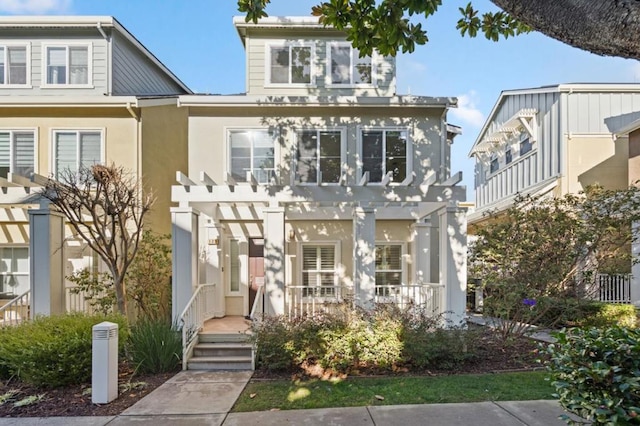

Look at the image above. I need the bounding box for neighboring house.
[171,17,468,326]
[468,83,640,305]
[0,16,190,316]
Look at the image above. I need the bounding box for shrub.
[577,303,637,328]
[127,319,182,374]
[67,269,116,315]
[0,312,129,387]
[542,327,640,425]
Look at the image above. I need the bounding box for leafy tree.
[470,185,640,339]
[41,164,154,317]
[238,0,640,60]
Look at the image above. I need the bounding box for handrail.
[0,290,30,326]
[249,283,265,322]
[179,283,216,370]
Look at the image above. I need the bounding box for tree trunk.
[113,273,127,317]
[492,0,640,60]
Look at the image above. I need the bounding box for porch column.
[438,204,468,325]
[631,221,640,306]
[204,219,225,317]
[353,206,376,310]
[171,207,200,324]
[29,200,65,316]
[411,220,432,284]
[263,206,285,316]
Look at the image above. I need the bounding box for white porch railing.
[0,290,30,326]
[249,283,265,321]
[179,283,216,370]
[596,274,631,303]
[65,285,112,313]
[375,283,444,314]
[286,285,347,317]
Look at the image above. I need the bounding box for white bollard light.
[92,321,119,404]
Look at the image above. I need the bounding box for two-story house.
[468,83,640,305]
[0,16,190,316]
[170,17,468,329]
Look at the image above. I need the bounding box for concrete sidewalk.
[0,370,578,425]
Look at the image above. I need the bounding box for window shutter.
[13,132,34,177]
[0,132,10,168]
[55,132,77,176]
[79,132,101,168]
[319,246,334,271]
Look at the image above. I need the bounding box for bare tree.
[40,164,154,316]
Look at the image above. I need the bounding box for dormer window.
[43,44,91,87]
[327,42,374,86]
[0,45,29,86]
[266,42,313,86]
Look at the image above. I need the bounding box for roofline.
[0,15,191,94]
[468,83,640,157]
[177,94,456,109]
[616,118,640,137]
[0,95,178,108]
[233,15,334,45]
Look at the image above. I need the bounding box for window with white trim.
[0,130,35,179]
[375,244,402,296]
[44,45,90,86]
[228,129,276,184]
[0,45,28,86]
[361,129,408,183]
[296,129,342,184]
[53,130,102,179]
[0,247,28,296]
[267,43,313,85]
[302,245,337,297]
[328,42,373,85]
[490,155,499,173]
[229,239,241,293]
[520,135,532,156]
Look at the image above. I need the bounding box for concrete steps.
[187,332,254,371]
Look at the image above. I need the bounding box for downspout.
[127,102,142,186]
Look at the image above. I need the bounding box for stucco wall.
[565,135,628,193]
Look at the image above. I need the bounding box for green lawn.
[232,371,554,412]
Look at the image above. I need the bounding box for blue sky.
[2,0,639,200]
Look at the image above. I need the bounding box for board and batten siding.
[562,91,640,135]
[111,31,185,96]
[245,31,396,97]
[474,91,561,210]
[0,29,108,96]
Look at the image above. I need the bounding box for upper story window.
[296,129,342,184]
[0,130,35,179]
[520,136,532,156]
[266,43,313,86]
[228,129,276,184]
[0,45,29,86]
[490,156,499,174]
[53,130,102,179]
[361,129,409,184]
[44,44,91,87]
[505,149,512,165]
[327,42,373,86]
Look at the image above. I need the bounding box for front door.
[248,238,264,313]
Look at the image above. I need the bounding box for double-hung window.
[296,129,342,184]
[375,244,402,296]
[490,156,499,173]
[361,129,409,183]
[0,45,28,86]
[53,130,102,179]
[301,245,337,297]
[228,129,276,184]
[328,42,373,85]
[520,136,532,156]
[44,44,91,86]
[0,247,29,296]
[267,43,313,85]
[0,130,35,179]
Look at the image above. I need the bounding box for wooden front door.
[248,238,264,313]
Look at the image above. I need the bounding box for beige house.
[171,17,468,342]
[0,16,190,315]
[469,83,640,305]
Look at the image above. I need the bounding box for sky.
[2,0,639,200]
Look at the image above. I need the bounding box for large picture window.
[328,43,372,85]
[361,129,408,183]
[0,45,28,86]
[0,247,29,296]
[296,130,342,184]
[229,130,276,184]
[302,245,336,297]
[44,45,90,86]
[267,43,312,85]
[0,130,35,179]
[53,130,102,179]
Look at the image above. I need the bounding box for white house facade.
[170,17,468,325]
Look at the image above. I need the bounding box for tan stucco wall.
[140,104,189,234]
[565,136,628,193]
